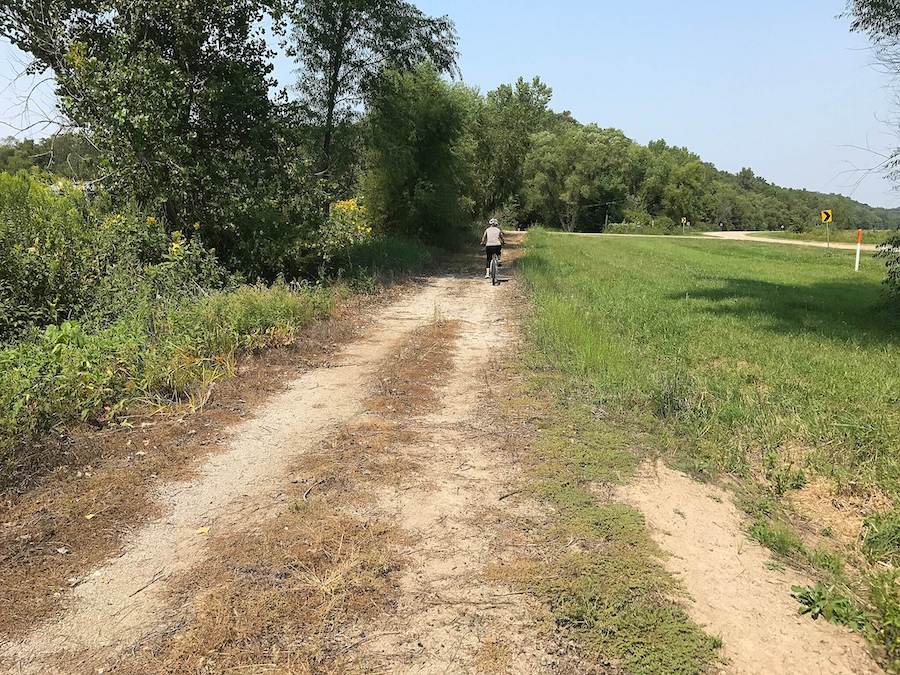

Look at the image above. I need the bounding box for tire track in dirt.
[349,265,583,673]
[0,276,465,673]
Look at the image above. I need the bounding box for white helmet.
[489,218,499,226]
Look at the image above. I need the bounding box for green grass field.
[523,230,899,496]
[522,230,900,667]
[756,227,895,245]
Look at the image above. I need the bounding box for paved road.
[702,230,879,252]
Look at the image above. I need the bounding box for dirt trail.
[1,243,570,674]
[702,230,879,252]
[619,463,882,675]
[355,268,563,673]
[0,276,462,671]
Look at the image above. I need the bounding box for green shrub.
[0,173,99,337]
[0,282,333,487]
[791,583,866,630]
[0,172,234,340]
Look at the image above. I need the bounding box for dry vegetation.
[110,317,463,673]
[117,503,402,674]
[0,292,389,640]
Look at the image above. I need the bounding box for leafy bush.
[877,235,900,303]
[791,583,866,630]
[0,282,333,487]
[317,199,374,267]
[0,173,99,337]
[0,172,235,340]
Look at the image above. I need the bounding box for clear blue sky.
[3,0,899,207]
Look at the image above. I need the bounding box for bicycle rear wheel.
[490,255,499,286]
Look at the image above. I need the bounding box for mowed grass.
[523,230,900,498]
[757,227,894,245]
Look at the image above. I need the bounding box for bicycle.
[489,251,500,286]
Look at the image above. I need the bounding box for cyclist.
[481,218,505,278]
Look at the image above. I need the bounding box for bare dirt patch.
[619,461,882,675]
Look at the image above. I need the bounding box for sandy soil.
[619,462,882,675]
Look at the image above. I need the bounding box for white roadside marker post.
[855,229,863,273]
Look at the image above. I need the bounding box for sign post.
[855,229,863,273]
[821,210,833,249]
[681,216,687,236]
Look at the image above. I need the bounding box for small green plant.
[749,518,804,557]
[867,569,900,669]
[763,451,807,495]
[791,583,866,631]
[807,548,846,579]
[863,510,900,566]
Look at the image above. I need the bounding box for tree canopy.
[285,0,458,173]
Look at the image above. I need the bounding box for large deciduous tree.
[0,0,302,274]
[473,77,554,215]
[846,0,900,301]
[285,0,458,175]
[362,64,471,245]
[523,125,631,232]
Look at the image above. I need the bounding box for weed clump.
[791,583,866,630]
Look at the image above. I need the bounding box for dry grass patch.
[293,418,421,503]
[118,501,402,674]
[789,477,892,551]
[473,635,513,673]
[367,320,460,416]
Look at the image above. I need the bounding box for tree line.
[2,0,899,284]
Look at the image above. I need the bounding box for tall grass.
[522,230,900,497]
[0,283,333,488]
[523,229,900,665]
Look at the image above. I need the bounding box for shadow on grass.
[671,277,899,345]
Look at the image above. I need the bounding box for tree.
[846,1,900,301]
[2,0,289,255]
[663,161,709,223]
[362,64,472,246]
[285,0,458,174]
[737,167,757,190]
[471,77,554,215]
[523,125,630,231]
